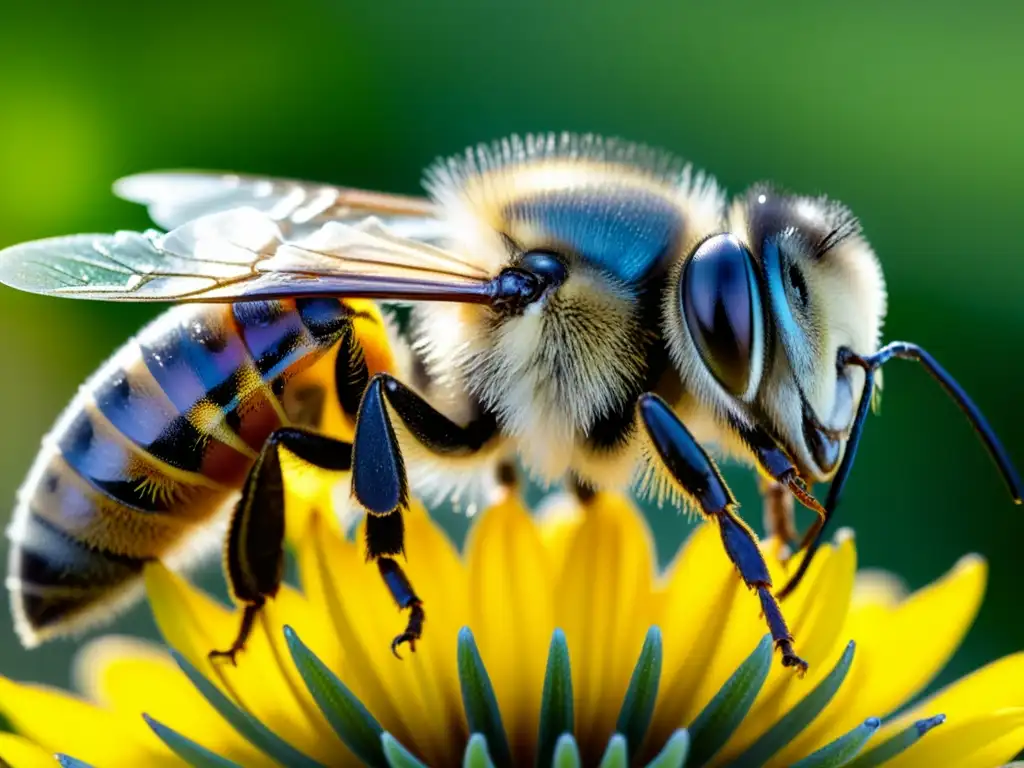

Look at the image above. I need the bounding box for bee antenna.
[846,342,1021,502]
[778,341,1020,600]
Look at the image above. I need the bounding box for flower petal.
[297,503,468,764]
[870,651,1024,766]
[0,675,176,767]
[877,710,1024,768]
[0,732,63,768]
[776,554,987,762]
[534,492,584,575]
[650,521,741,745]
[727,533,857,755]
[467,493,555,760]
[144,563,341,764]
[554,493,656,756]
[75,636,270,767]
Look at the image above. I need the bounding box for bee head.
[734,185,887,480]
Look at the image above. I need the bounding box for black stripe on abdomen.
[10,510,148,633]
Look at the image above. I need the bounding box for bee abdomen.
[7,502,149,647]
[8,297,355,645]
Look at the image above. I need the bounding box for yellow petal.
[766,553,987,763]
[298,503,467,766]
[144,563,341,764]
[466,493,555,763]
[534,491,585,576]
[0,675,178,767]
[649,520,742,751]
[75,635,271,767]
[280,448,348,545]
[875,651,1024,740]
[554,493,657,759]
[725,534,857,760]
[850,568,909,608]
[392,502,471,760]
[297,513,421,753]
[0,733,63,768]
[882,710,1024,768]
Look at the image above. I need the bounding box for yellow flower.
[1,489,1023,768]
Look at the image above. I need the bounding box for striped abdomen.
[8,296,380,646]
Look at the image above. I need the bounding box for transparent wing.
[114,171,450,242]
[0,207,494,304]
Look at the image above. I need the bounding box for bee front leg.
[638,393,808,673]
[211,428,352,665]
[353,373,497,657]
[729,417,826,542]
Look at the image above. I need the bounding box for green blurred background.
[0,0,1021,710]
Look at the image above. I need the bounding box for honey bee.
[1,134,1019,672]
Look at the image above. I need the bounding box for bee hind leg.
[353,373,498,657]
[210,428,352,665]
[638,393,808,673]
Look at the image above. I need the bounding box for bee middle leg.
[638,393,808,672]
[211,428,352,665]
[353,373,497,657]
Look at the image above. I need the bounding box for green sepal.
[463,733,496,768]
[457,627,513,768]
[381,732,429,768]
[615,627,663,761]
[536,629,574,768]
[790,717,880,767]
[845,714,945,768]
[686,634,772,766]
[644,729,690,768]
[730,640,857,767]
[55,757,96,768]
[283,625,386,768]
[172,650,324,768]
[551,733,582,768]
[143,713,243,768]
[597,734,628,768]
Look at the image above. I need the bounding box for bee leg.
[638,393,808,673]
[731,418,826,523]
[210,428,352,665]
[353,373,498,656]
[759,478,798,557]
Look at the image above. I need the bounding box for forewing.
[0,208,494,304]
[114,171,449,241]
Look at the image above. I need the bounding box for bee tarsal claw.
[208,647,241,667]
[390,600,425,660]
[781,648,809,676]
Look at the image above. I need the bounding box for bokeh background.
[0,0,1021,717]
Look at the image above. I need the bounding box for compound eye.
[681,234,763,397]
[520,250,568,287]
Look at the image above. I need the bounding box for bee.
[1,134,1019,671]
